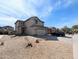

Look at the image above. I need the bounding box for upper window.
[35,19,38,24]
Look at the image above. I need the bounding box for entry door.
[21,27,25,34]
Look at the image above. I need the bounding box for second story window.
[35,20,38,24]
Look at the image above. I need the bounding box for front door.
[21,27,26,35]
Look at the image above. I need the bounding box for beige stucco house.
[15,16,47,35]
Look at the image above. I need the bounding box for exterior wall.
[35,20,44,26]
[16,27,22,35]
[24,19,44,27]
[24,19,36,35]
[15,21,23,35]
[24,27,36,35]
[24,19,35,27]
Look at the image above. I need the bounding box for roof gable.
[25,16,44,23]
[15,20,24,24]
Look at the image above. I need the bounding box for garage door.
[36,30,45,35]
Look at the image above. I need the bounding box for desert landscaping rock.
[0,42,4,46]
[26,43,33,48]
[35,40,39,43]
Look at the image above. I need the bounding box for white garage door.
[36,30,45,35]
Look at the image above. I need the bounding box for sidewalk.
[0,35,4,39]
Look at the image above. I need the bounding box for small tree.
[71,25,78,33]
[61,26,71,34]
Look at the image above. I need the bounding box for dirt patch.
[0,35,73,59]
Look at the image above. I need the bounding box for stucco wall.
[24,19,44,27]
[24,19,35,27]
[15,21,23,35]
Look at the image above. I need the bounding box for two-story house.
[15,16,47,35]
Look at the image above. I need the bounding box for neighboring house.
[51,27,57,33]
[0,26,14,34]
[15,16,47,35]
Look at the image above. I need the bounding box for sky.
[0,0,78,28]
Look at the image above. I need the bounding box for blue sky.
[0,0,78,28]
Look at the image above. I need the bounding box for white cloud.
[0,0,54,18]
[54,0,74,9]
